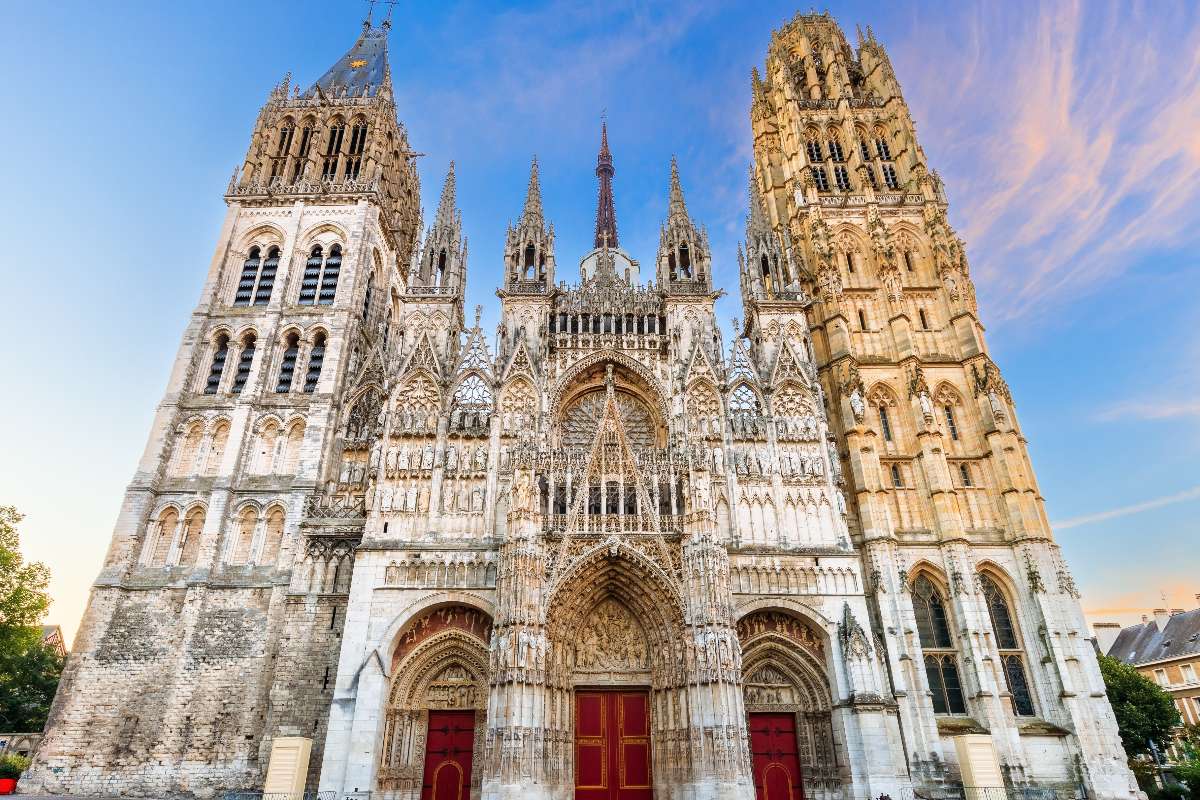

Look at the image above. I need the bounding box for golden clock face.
[350,59,368,69]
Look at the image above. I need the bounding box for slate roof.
[1107,608,1200,666]
[307,24,389,98]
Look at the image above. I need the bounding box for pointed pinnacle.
[668,156,689,221]
[521,156,544,225]
[748,167,769,233]
[434,161,456,228]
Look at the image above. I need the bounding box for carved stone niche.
[570,597,651,680]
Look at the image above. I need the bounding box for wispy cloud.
[1053,485,1200,530]
[1095,400,1200,422]
[894,0,1200,321]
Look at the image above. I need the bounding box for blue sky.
[1,0,1197,644]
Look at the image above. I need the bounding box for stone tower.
[23,17,421,796]
[747,12,1139,798]
[25,10,1139,800]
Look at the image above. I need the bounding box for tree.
[0,506,63,731]
[1098,654,1180,759]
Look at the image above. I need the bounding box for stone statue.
[421,444,434,470]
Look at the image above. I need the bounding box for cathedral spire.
[593,121,619,249]
[520,156,544,227]
[434,161,457,229]
[667,155,691,225]
[307,17,391,98]
[747,167,770,236]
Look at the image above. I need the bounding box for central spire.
[593,121,619,249]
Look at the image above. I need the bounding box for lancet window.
[204,334,229,395]
[304,332,326,393]
[912,575,966,715]
[298,245,341,305]
[981,574,1036,716]
[276,332,299,393]
[231,333,256,394]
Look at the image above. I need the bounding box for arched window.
[231,333,256,394]
[882,163,899,190]
[204,334,230,395]
[304,332,326,393]
[344,121,367,179]
[149,508,178,567]
[230,506,257,565]
[319,245,341,304]
[857,309,867,330]
[174,422,203,476]
[878,405,893,442]
[292,123,314,181]
[234,247,261,306]
[255,420,280,474]
[811,165,830,192]
[299,245,323,304]
[890,463,904,487]
[322,121,345,180]
[904,250,916,271]
[276,332,299,393]
[282,421,305,474]
[205,421,229,476]
[980,574,1036,716]
[912,575,966,715]
[805,134,824,163]
[875,135,892,161]
[259,506,285,567]
[679,244,692,277]
[299,245,341,305]
[177,507,204,566]
[944,405,959,440]
[275,124,294,157]
[270,123,294,181]
[436,249,447,287]
[255,246,278,305]
[362,272,374,320]
[959,463,973,487]
[827,134,846,163]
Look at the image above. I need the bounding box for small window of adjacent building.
[1182,664,1197,684]
[858,309,868,330]
[1155,668,1169,687]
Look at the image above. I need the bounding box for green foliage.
[0,507,51,638]
[1146,783,1189,800]
[0,752,30,780]
[0,506,63,731]
[1172,761,1200,798]
[1098,654,1181,758]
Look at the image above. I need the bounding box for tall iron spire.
[593,121,619,249]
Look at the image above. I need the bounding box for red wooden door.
[421,710,475,800]
[575,691,652,800]
[749,712,804,800]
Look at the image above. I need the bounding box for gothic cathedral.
[25,12,1141,800]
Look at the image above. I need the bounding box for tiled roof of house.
[1107,609,1200,665]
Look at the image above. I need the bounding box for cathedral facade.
[25,12,1140,800]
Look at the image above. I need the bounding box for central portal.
[574,690,652,800]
